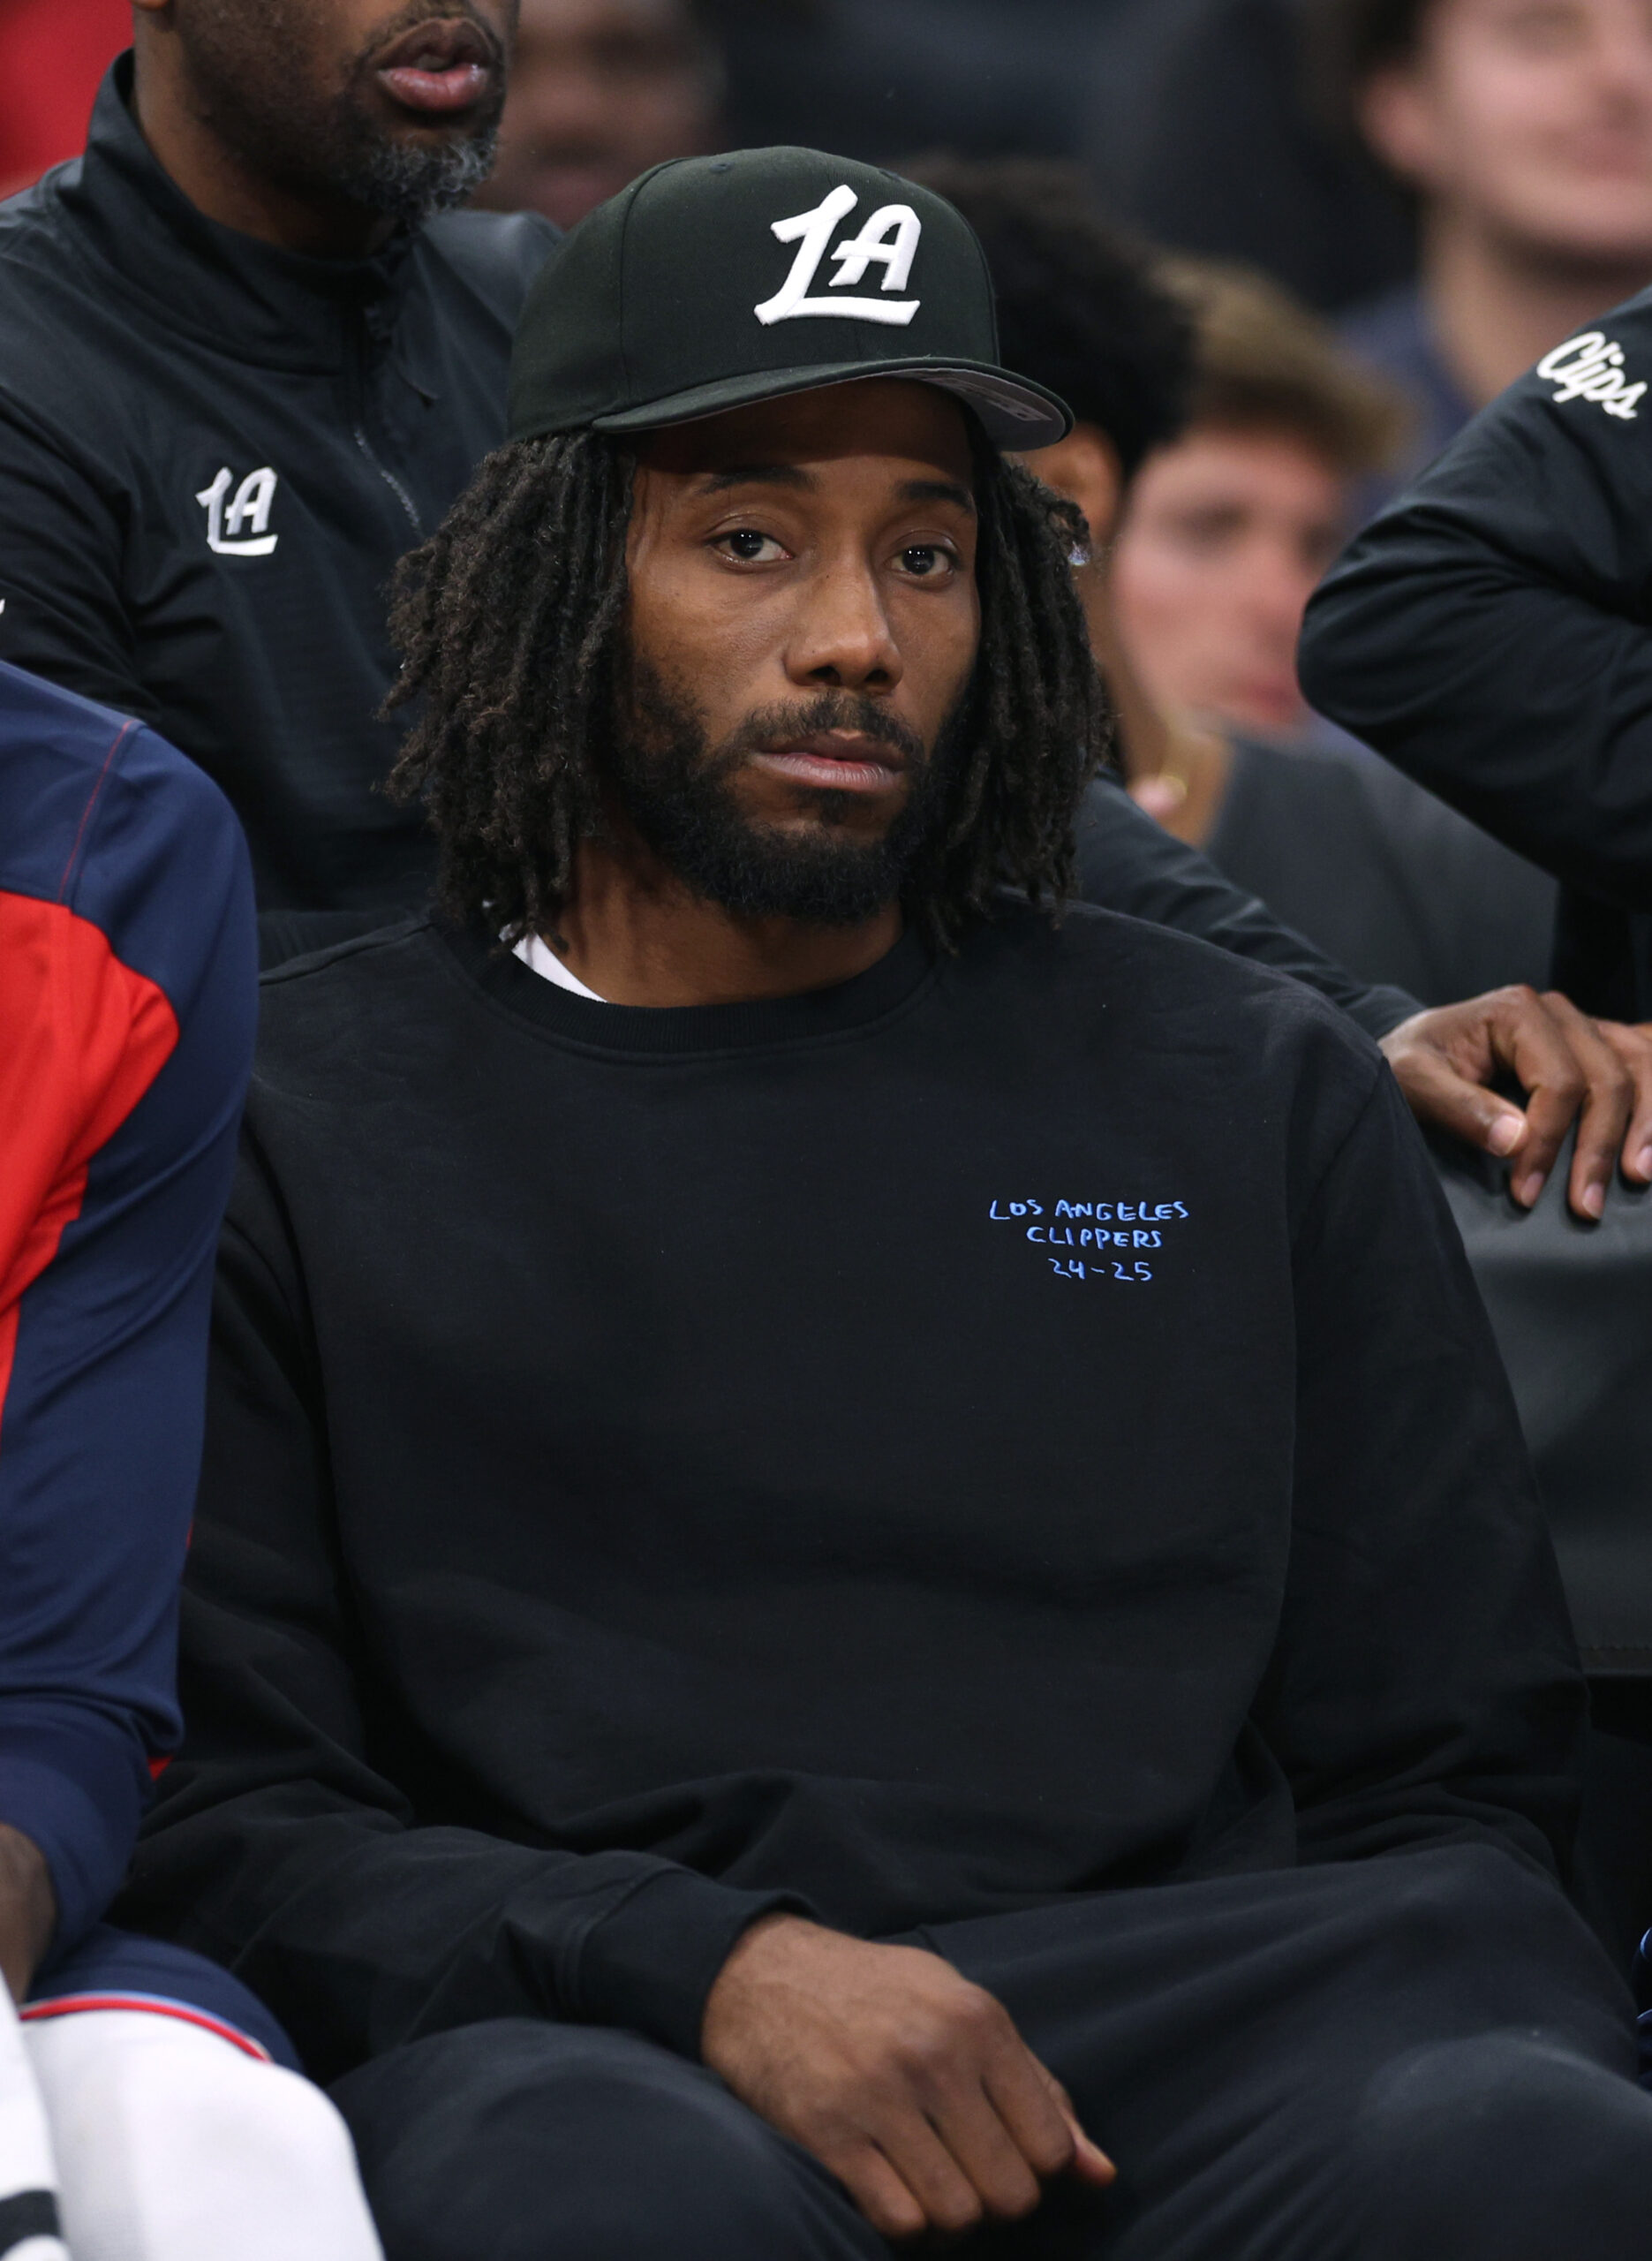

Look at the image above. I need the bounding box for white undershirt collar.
[512,931,611,1003]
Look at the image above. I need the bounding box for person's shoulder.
[0,662,234,891]
[1270,732,1464,844]
[1245,731,1550,899]
[0,163,135,455]
[1224,730,1450,851]
[1226,731,1370,808]
[259,911,434,991]
[253,913,444,1081]
[0,159,77,268]
[975,902,1395,1195]
[417,207,559,320]
[0,159,102,333]
[0,662,252,1012]
[977,895,1381,1066]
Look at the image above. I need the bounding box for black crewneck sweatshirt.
[124,904,1583,2081]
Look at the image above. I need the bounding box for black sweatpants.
[331,1844,1652,2260]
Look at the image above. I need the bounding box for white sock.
[23,2009,382,2261]
[0,1986,64,2261]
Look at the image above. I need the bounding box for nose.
[785,556,903,694]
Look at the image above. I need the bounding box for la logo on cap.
[755,185,922,328]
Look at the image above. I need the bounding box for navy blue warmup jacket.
[0,662,255,1946]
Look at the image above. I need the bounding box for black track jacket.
[0,57,554,912]
[1300,292,1652,1019]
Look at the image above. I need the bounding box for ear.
[1358,64,1445,193]
[1020,424,1126,554]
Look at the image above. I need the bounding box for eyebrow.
[897,478,975,517]
[696,465,815,494]
[693,467,976,515]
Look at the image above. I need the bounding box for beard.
[607,660,972,926]
[175,1,508,227]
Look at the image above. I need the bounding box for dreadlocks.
[385,421,1110,949]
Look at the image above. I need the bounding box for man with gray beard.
[0,0,547,916]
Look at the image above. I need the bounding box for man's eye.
[715,529,788,563]
[897,544,953,578]
[1170,511,1244,554]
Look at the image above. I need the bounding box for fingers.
[875,2091,1037,2237]
[829,2030,1114,2242]
[1381,1019,1529,1161]
[908,2023,1115,2230]
[1382,990,1644,1219]
[879,2006,1072,2234]
[1050,2087,1118,2188]
[984,2040,1116,2194]
[829,2142,929,2244]
[1599,1020,1652,1184]
[701,1921,1113,2245]
[1530,992,1632,1218]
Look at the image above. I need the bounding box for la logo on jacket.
[196,465,280,556]
[755,186,923,327]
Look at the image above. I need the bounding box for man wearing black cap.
[124,149,1652,2259]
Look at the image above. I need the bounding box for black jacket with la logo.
[1300,289,1652,1020]
[0,57,554,911]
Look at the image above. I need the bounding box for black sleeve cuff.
[571,1866,814,2060]
[1346,984,1424,1042]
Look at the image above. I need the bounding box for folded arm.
[1299,292,1652,911]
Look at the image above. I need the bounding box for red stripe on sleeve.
[0,890,178,1441]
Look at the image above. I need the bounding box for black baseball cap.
[507,146,1072,450]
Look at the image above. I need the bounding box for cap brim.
[585,358,1071,450]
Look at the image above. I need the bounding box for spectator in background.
[1319,0,1652,488]
[1105,255,1558,1003]
[471,0,720,230]
[713,0,1120,172]
[918,157,1559,1012]
[1082,0,1416,317]
[0,2,549,922]
[1111,260,1402,750]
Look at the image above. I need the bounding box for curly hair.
[385,421,1110,949]
[901,157,1195,479]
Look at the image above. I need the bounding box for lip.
[750,731,907,794]
[373,17,497,115]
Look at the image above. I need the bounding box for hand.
[1380,988,1652,1221]
[0,1825,55,2003]
[701,1914,1114,2242]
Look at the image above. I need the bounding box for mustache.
[713,694,929,773]
[357,1,509,73]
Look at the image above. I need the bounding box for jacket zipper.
[351,305,425,540]
[354,421,424,540]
